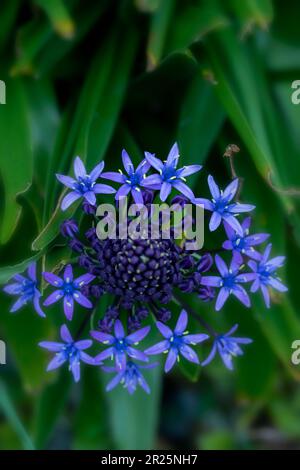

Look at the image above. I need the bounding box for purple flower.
[142,142,202,202]
[3,262,45,317]
[201,254,255,311]
[202,324,252,370]
[60,219,79,238]
[145,310,209,373]
[248,243,288,308]
[39,324,95,382]
[223,217,269,262]
[91,320,150,371]
[194,176,255,236]
[43,264,95,320]
[102,361,158,394]
[101,150,150,204]
[56,156,115,210]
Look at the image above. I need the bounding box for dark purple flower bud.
[193,272,202,285]
[197,253,213,273]
[85,227,98,241]
[198,285,216,302]
[178,278,195,293]
[98,316,114,333]
[121,298,134,310]
[136,306,149,321]
[60,219,79,238]
[156,307,171,323]
[78,254,92,270]
[69,238,84,253]
[82,200,96,215]
[90,285,104,298]
[128,315,141,333]
[142,189,154,205]
[106,306,119,320]
[170,194,189,207]
[179,255,194,270]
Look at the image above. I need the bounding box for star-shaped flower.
[194,176,255,236]
[102,361,158,394]
[101,150,150,204]
[248,243,288,308]
[222,217,270,262]
[202,324,252,370]
[91,320,150,371]
[201,254,255,311]
[43,264,95,320]
[145,310,209,372]
[3,262,45,317]
[39,324,95,382]
[56,156,115,210]
[142,142,202,202]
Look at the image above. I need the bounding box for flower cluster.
[3,143,287,394]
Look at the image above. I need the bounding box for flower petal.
[84,191,96,206]
[144,152,164,172]
[89,161,104,182]
[144,340,170,355]
[43,272,63,287]
[93,183,116,194]
[74,156,87,179]
[122,149,134,174]
[101,171,126,183]
[73,273,95,288]
[156,321,173,339]
[215,288,229,311]
[43,290,64,306]
[209,212,222,231]
[172,180,194,200]
[164,348,178,372]
[126,326,151,344]
[223,178,239,201]
[90,330,114,344]
[174,310,188,335]
[183,333,209,345]
[63,295,74,321]
[56,174,76,189]
[47,353,67,371]
[215,255,228,277]
[60,324,73,343]
[208,175,220,199]
[39,341,63,351]
[73,291,93,309]
[114,320,125,339]
[179,344,200,364]
[61,191,81,211]
[179,165,202,177]
[74,339,92,350]
[160,181,172,201]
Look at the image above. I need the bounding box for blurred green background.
[0,0,300,450]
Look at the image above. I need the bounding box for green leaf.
[228,0,273,32]
[165,0,228,55]
[0,380,35,450]
[146,0,175,70]
[0,78,33,244]
[105,364,163,450]
[33,370,71,449]
[178,69,225,187]
[73,368,110,450]
[34,0,75,39]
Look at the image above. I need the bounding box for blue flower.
[91,320,150,371]
[3,262,45,317]
[145,310,209,372]
[39,324,95,382]
[248,243,288,308]
[202,324,252,370]
[43,264,95,320]
[102,361,158,394]
[56,156,115,210]
[201,254,255,311]
[101,149,150,204]
[142,142,202,202]
[194,176,255,236]
[222,216,269,262]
